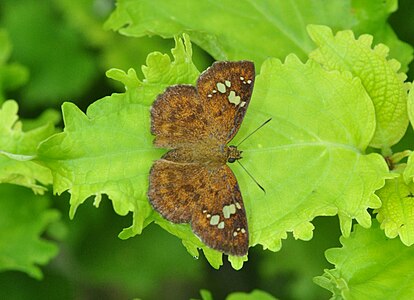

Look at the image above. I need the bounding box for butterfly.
[148,61,255,256]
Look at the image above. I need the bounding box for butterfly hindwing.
[148,159,248,256]
[148,159,200,223]
[191,165,249,256]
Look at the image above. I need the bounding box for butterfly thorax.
[227,145,242,163]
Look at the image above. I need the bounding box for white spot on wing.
[218,221,225,229]
[228,90,241,105]
[223,204,236,218]
[210,215,220,225]
[217,82,226,93]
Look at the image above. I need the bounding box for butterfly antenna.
[237,118,272,147]
[236,160,266,194]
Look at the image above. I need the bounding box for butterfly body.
[161,143,241,167]
[148,61,255,256]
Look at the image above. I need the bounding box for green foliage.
[1,0,414,298]
[0,184,59,279]
[0,0,96,107]
[247,53,390,249]
[314,221,414,300]
[308,25,410,149]
[198,289,277,300]
[376,172,414,246]
[0,100,56,194]
[0,30,28,103]
[105,0,412,71]
[37,35,198,238]
[225,289,277,300]
[37,29,395,270]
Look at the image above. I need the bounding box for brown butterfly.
[148,61,255,256]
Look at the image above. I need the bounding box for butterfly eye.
[228,157,236,163]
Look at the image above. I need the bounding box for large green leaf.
[308,25,410,149]
[105,0,412,71]
[315,221,414,300]
[242,55,390,254]
[38,34,392,269]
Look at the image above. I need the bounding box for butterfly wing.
[190,165,249,256]
[151,61,255,149]
[197,61,255,143]
[148,160,248,256]
[150,85,209,148]
[148,159,200,223]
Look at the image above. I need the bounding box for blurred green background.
[0,0,413,299]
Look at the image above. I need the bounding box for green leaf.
[37,35,199,239]
[308,25,410,149]
[226,290,277,300]
[258,217,339,300]
[196,289,277,300]
[0,100,54,194]
[198,289,213,300]
[152,213,224,269]
[0,184,60,279]
[351,0,413,73]
[0,0,97,107]
[0,29,28,103]
[21,108,61,132]
[105,0,412,71]
[241,55,390,253]
[404,85,414,184]
[375,175,414,246]
[314,221,414,299]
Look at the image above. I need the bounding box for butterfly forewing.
[151,61,255,149]
[148,61,255,256]
[197,61,255,142]
[151,85,208,148]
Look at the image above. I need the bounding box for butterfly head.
[227,145,242,163]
